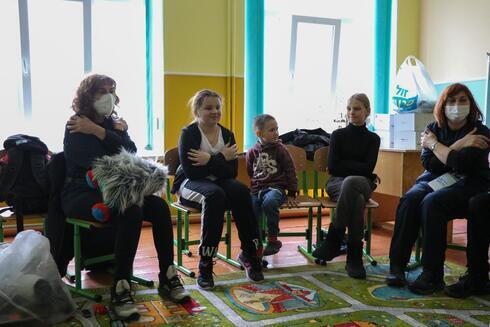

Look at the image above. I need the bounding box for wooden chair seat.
[170,201,201,214]
[281,195,321,208]
[320,197,379,209]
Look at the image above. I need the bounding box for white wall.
[420,0,490,83]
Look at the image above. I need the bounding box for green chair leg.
[216,211,241,268]
[183,211,191,256]
[363,208,377,266]
[407,233,422,270]
[173,210,195,277]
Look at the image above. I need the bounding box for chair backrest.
[313,146,329,173]
[284,144,309,194]
[164,147,180,176]
[284,144,307,172]
[312,146,330,197]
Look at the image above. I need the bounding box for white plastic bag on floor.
[392,56,437,113]
[0,230,75,325]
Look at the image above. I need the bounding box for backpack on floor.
[0,134,50,214]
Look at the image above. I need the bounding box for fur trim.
[91,149,168,213]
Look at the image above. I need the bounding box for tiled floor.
[4,216,470,289]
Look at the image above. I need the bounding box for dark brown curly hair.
[71,74,120,120]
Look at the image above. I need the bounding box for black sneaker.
[110,279,140,321]
[237,252,264,282]
[444,271,490,298]
[386,265,406,287]
[263,240,282,256]
[197,258,216,290]
[159,265,191,303]
[408,271,445,295]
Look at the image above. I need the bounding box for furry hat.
[91,149,168,213]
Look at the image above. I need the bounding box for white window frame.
[289,15,341,96]
[15,0,163,154]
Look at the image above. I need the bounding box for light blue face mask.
[94,93,115,117]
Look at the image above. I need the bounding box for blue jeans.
[251,188,286,237]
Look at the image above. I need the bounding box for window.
[264,0,375,133]
[0,0,163,155]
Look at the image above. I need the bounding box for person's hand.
[113,117,128,131]
[420,129,438,149]
[221,143,238,161]
[66,115,99,135]
[188,149,211,166]
[450,128,489,151]
[284,195,299,208]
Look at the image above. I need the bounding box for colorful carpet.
[55,258,490,326]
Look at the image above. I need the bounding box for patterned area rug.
[55,258,490,326]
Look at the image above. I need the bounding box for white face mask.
[94,93,115,117]
[445,104,470,123]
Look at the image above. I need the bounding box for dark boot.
[408,270,445,295]
[312,223,343,261]
[386,264,406,287]
[444,271,490,298]
[345,241,366,279]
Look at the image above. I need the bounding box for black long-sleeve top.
[171,122,238,193]
[63,117,137,179]
[419,120,490,183]
[328,123,381,179]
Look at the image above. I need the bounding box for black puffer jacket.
[279,128,330,161]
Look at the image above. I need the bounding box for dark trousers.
[326,176,374,243]
[179,178,261,258]
[389,179,485,277]
[467,192,490,276]
[62,185,173,282]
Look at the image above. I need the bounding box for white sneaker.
[158,265,191,303]
[110,279,140,321]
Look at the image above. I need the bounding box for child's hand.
[285,196,299,208]
[221,143,238,161]
[188,149,211,166]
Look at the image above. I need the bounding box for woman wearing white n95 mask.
[62,74,190,322]
[386,83,490,295]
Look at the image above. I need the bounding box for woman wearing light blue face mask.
[387,83,490,295]
[61,74,190,321]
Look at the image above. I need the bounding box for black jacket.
[171,122,238,193]
[279,128,330,161]
[417,120,490,186]
[63,117,136,179]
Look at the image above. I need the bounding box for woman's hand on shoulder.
[450,128,489,151]
[188,148,211,166]
[420,129,438,149]
[67,115,97,134]
[221,143,238,161]
[66,115,106,139]
[113,117,128,132]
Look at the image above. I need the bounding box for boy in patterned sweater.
[247,114,298,256]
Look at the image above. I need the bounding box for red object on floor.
[92,303,108,315]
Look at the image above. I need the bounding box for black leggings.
[62,185,173,281]
[179,178,261,258]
